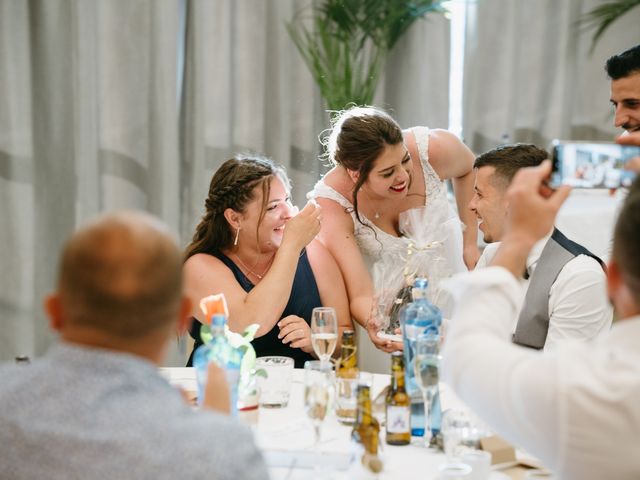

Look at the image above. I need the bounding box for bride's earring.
[234,227,240,246]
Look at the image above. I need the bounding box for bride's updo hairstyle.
[323,106,403,224]
[185,154,289,260]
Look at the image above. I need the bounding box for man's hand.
[616,132,640,173]
[201,363,231,414]
[491,161,571,277]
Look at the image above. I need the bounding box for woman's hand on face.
[278,314,313,354]
[282,201,322,252]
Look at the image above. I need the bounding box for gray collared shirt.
[0,342,269,480]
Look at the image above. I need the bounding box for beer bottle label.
[386,406,410,434]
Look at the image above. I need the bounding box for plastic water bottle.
[193,314,243,416]
[399,278,442,437]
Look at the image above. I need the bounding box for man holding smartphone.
[469,144,613,351]
[442,163,640,479]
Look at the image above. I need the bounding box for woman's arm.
[184,203,321,337]
[305,239,353,356]
[315,197,402,353]
[428,129,480,269]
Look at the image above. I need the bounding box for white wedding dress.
[310,127,466,372]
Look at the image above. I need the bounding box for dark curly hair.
[185,154,289,260]
[324,106,404,225]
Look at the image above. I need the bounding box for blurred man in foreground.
[443,162,640,479]
[0,211,268,480]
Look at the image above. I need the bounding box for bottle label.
[386,406,410,434]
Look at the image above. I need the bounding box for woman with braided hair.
[184,154,352,367]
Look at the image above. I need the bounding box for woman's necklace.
[362,187,382,219]
[233,253,274,280]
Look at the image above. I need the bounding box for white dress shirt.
[441,267,640,479]
[476,232,612,350]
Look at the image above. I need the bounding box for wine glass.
[304,360,332,451]
[310,307,338,366]
[414,332,441,447]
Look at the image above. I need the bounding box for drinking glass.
[414,332,441,447]
[304,361,333,448]
[441,408,474,463]
[461,450,491,480]
[310,307,338,366]
[255,356,294,408]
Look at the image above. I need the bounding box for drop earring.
[234,227,240,246]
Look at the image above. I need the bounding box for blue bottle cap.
[211,314,227,328]
[413,278,428,290]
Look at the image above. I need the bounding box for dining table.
[160,367,541,480]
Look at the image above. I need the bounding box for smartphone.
[377,331,402,343]
[550,140,640,189]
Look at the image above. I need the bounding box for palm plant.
[286,0,445,111]
[581,0,640,52]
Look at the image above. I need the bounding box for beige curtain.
[462,0,640,154]
[179,0,326,241]
[382,13,451,129]
[0,0,181,362]
[0,0,450,365]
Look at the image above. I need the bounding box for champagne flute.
[304,361,332,452]
[414,332,441,448]
[310,307,338,366]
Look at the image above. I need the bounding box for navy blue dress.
[187,249,321,368]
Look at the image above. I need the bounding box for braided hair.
[185,154,289,260]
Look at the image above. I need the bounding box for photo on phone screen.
[550,140,640,189]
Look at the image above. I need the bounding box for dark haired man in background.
[469,144,612,350]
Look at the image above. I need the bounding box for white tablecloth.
[160,367,518,480]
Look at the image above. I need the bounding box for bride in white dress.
[309,106,478,372]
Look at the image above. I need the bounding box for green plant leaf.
[199,324,212,345]
[286,0,446,110]
[253,368,268,379]
[580,0,640,52]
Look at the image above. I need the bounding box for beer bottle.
[337,330,357,373]
[352,383,380,456]
[336,330,358,424]
[385,352,411,445]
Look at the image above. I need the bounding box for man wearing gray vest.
[470,144,613,350]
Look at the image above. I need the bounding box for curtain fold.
[382,13,451,129]
[0,0,451,364]
[462,0,640,155]
[180,0,326,244]
[0,0,181,362]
